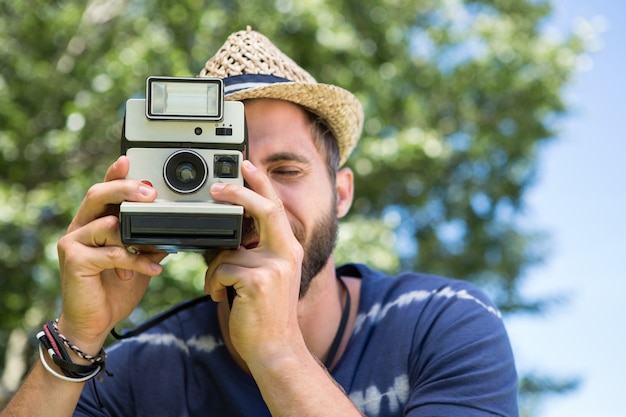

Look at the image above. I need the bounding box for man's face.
[206,98,341,298]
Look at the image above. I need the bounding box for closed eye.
[263,152,310,180]
[272,167,302,177]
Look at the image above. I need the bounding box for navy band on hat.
[223,74,292,95]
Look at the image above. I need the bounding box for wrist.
[246,337,312,377]
[56,317,108,358]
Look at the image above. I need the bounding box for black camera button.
[215,127,233,136]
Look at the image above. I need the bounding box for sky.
[504,1,626,416]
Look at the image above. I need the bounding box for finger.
[204,247,294,301]
[204,261,244,299]
[60,216,163,278]
[63,241,163,280]
[68,179,157,232]
[115,250,168,281]
[59,215,121,269]
[203,247,262,301]
[238,160,285,211]
[104,155,130,182]
[69,156,156,232]
[210,161,295,252]
[203,249,229,298]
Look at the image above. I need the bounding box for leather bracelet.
[37,320,107,382]
[38,343,102,383]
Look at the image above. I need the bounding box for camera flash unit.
[146,76,224,121]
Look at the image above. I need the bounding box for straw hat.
[199,27,363,166]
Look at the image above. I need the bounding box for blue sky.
[505,1,626,416]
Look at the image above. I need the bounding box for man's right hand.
[55,155,166,356]
[0,156,167,417]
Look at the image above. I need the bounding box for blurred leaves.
[518,373,581,417]
[1,0,594,413]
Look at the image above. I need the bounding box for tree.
[0,0,588,413]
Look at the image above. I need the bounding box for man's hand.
[56,156,166,353]
[203,160,305,365]
[0,156,168,417]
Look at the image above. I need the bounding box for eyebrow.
[261,152,310,165]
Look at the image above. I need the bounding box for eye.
[272,167,302,177]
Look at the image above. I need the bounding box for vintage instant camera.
[119,76,247,252]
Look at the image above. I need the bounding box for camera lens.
[163,150,208,194]
[176,162,197,182]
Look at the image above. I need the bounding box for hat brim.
[225,82,362,167]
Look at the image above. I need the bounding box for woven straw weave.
[201,28,316,84]
[199,27,363,166]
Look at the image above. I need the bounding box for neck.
[297,259,346,364]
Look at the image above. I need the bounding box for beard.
[203,200,339,300]
[297,205,338,298]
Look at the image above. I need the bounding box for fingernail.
[211,182,225,192]
[243,160,256,171]
[139,185,154,196]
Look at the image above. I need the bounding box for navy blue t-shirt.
[76,264,518,416]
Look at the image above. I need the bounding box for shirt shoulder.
[342,263,502,331]
[335,264,518,417]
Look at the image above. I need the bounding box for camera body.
[119,76,247,252]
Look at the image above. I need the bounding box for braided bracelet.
[51,319,106,364]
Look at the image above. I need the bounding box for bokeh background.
[1,0,621,415]
[506,0,625,416]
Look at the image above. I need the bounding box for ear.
[335,167,354,218]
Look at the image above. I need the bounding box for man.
[1,28,518,416]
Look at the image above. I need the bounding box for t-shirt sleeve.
[405,282,518,416]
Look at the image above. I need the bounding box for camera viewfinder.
[214,155,239,178]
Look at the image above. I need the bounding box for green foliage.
[1,0,588,413]
[518,373,581,417]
